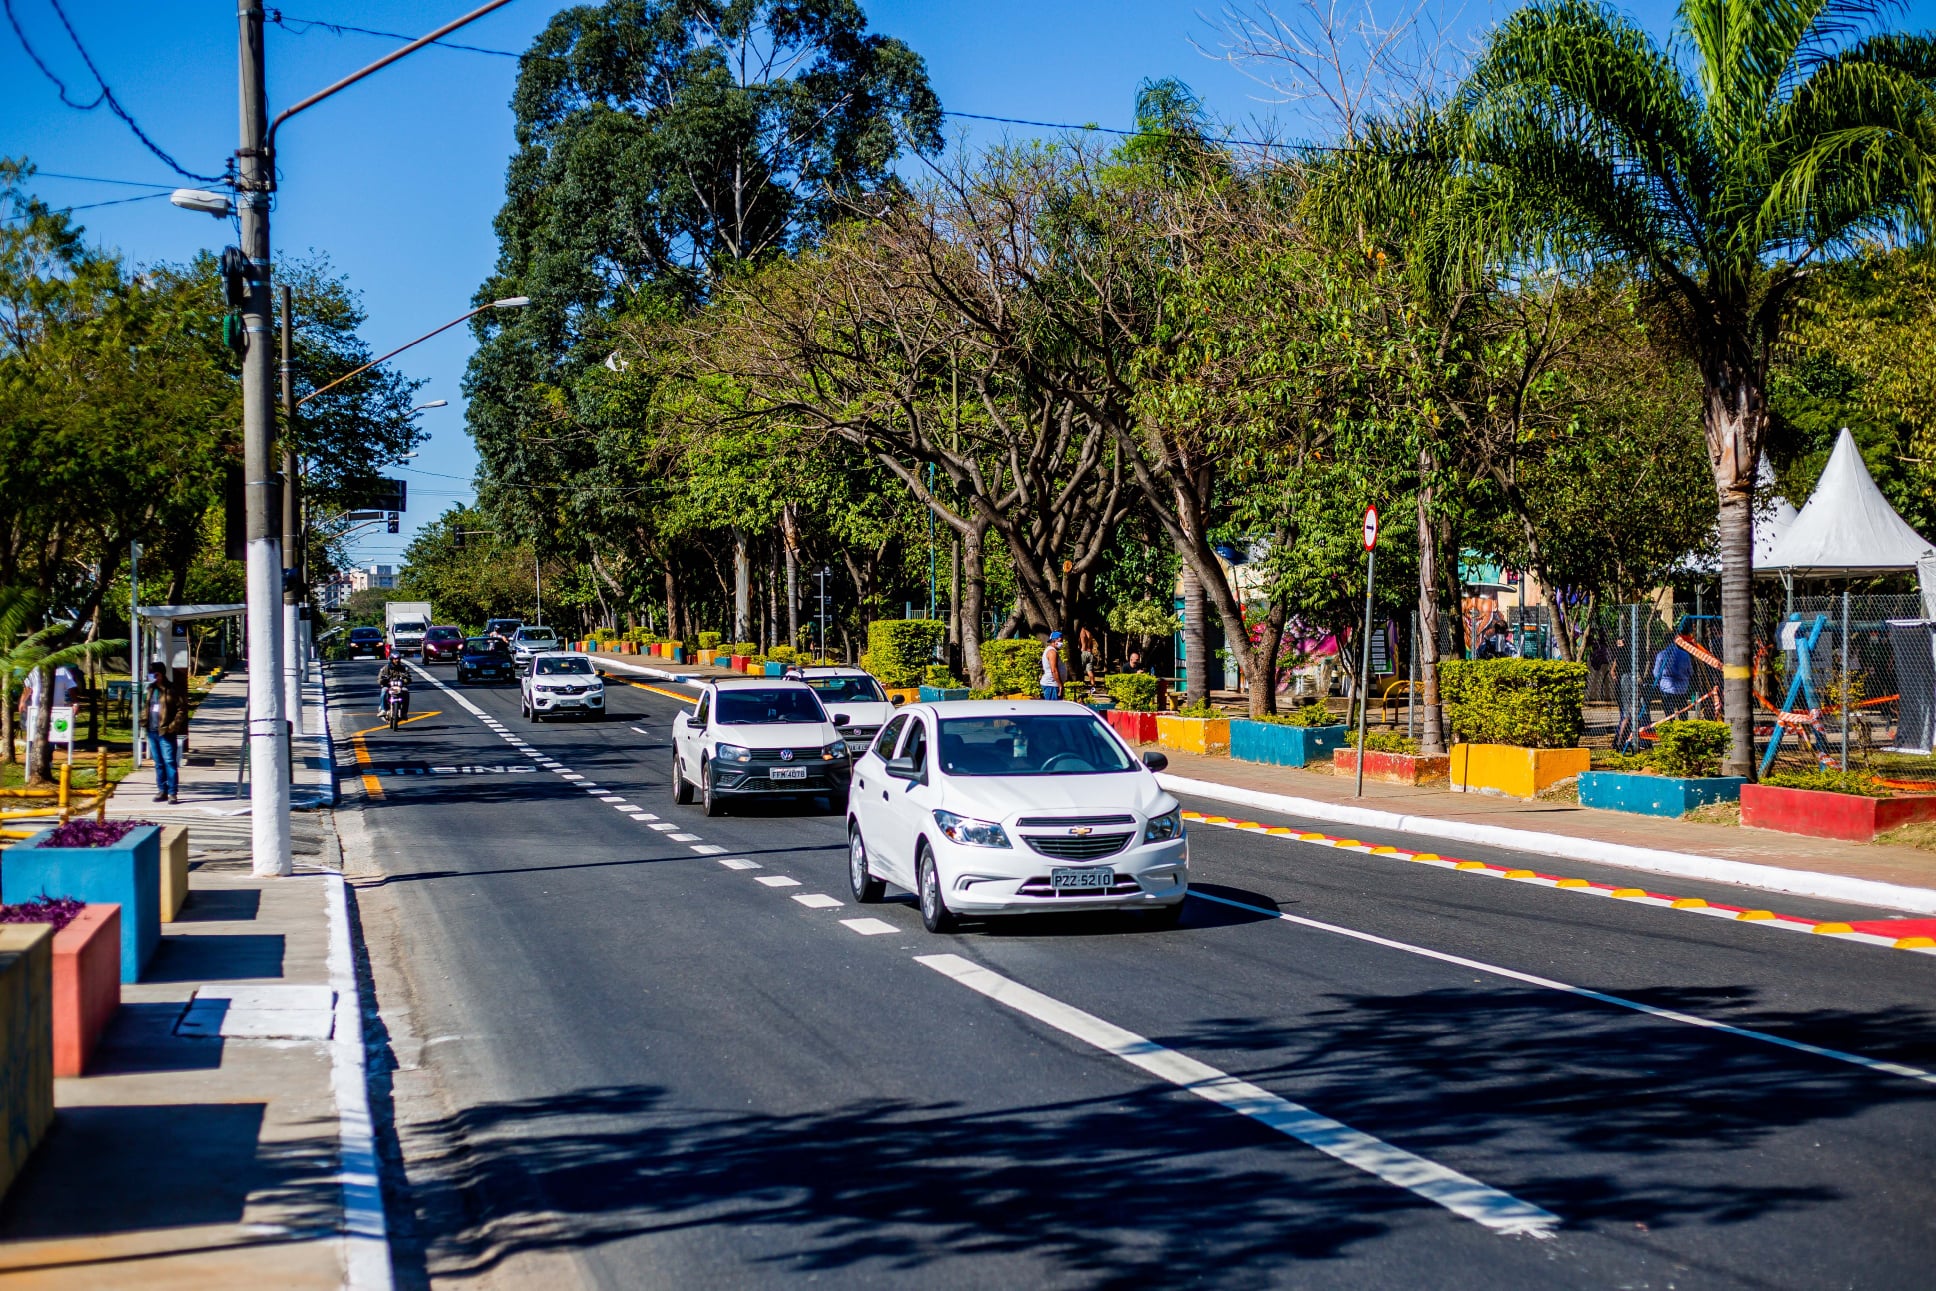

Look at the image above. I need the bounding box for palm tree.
[1,590,123,784]
[1434,0,1933,776]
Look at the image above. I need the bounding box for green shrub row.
[1246,703,1340,728]
[1103,672,1160,712]
[1652,719,1730,777]
[977,638,1044,695]
[924,663,965,688]
[698,631,722,650]
[861,619,947,687]
[1437,659,1587,748]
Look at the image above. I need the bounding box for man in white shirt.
[1040,632,1065,701]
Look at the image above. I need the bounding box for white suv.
[671,678,853,816]
[789,666,899,756]
[846,700,1186,932]
[520,652,605,721]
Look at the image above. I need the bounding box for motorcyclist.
[376,656,412,720]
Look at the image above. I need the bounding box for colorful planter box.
[3,825,161,983]
[1450,744,1590,798]
[669,647,685,664]
[697,650,715,666]
[1106,710,1159,744]
[763,661,787,676]
[51,904,120,1078]
[0,925,53,1200]
[731,655,752,673]
[1740,784,1936,842]
[159,825,189,922]
[1157,715,1231,757]
[919,686,971,703]
[1231,720,1349,768]
[1332,748,1451,784]
[1578,771,1745,818]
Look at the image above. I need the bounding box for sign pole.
[1355,506,1380,798]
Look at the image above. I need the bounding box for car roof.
[530,650,591,661]
[898,700,1098,718]
[795,667,872,677]
[514,625,556,634]
[706,676,813,690]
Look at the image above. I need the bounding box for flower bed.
[51,904,120,1077]
[0,923,54,1199]
[1740,783,1936,842]
[1231,719,1349,768]
[3,825,161,983]
[1332,747,1450,785]
[1451,744,1590,798]
[1578,771,1745,818]
[919,685,971,703]
[1157,713,1230,757]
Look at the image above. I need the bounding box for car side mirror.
[673,711,689,730]
[831,712,851,727]
[1141,751,1169,772]
[884,756,921,781]
[890,695,906,707]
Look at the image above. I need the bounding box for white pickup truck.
[384,600,433,656]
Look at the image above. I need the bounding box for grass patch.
[1682,800,1742,826]
[0,753,135,793]
[1872,821,1936,852]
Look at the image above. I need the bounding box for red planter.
[1740,784,1936,842]
[1106,710,1159,744]
[1332,748,1451,785]
[52,904,121,1078]
[731,655,751,673]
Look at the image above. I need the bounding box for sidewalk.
[0,661,380,1289]
[1152,747,1936,910]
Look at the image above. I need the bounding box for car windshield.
[803,675,886,704]
[518,629,557,642]
[715,688,827,725]
[536,657,594,676]
[937,715,1136,777]
[426,627,461,640]
[464,637,507,654]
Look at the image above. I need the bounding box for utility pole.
[816,567,829,662]
[280,282,303,737]
[239,0,292,877]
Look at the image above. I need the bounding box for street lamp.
[412,400,448,413]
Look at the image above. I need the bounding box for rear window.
[518,628,557,642]
[425,627,462,641]
[464,637,507,653]
[350,628,382,640]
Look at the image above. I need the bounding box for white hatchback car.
[671,678,853,816]
[520,652,605,721]
[847,700,1186,932]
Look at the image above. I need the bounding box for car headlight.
[715,743,753,764]
[932,810,1011,848]
[1144,807,1182,844]
[820,742,847,761]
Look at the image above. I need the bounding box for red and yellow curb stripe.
[1178,810,1936,955]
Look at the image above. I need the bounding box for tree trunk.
[782,504,801,650]
[1416,462,1447,756]
[1181,562,1207,705]
[664,564,683,645]
[24,665,50,786]
[1705,363,1766,780]
[960,526,986,687]
[732,528,751,644]
[1247,596,1289,718]
[1,671,12,767]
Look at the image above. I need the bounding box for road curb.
[325,870,394,1291]
[1156,772,1936,916]
[594,656,698,685]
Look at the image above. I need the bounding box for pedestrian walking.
[1078,627,1100,685]
[144,661,188,804]
[1040,632,1066,701]
[1649,640,1692,724]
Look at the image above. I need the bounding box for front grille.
[720,770,834,790]
[545,684,590,696]
[1022,831,1135,860]
[1016,874,1146,897]
[746,747,832,764]
[1016,813,1135,828]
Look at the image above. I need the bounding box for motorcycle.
[383,677,410,730]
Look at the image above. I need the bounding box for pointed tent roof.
[1760,429,1935,576]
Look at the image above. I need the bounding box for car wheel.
[848,826,885,903]
[671,754,694,805]
[1143,900,1185,930]
[917,847,956,934]
[701,760,725,817]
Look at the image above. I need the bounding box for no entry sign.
[1362,505,1380,551]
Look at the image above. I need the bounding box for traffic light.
[386,513,400,534]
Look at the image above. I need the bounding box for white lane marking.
[841,918,898,935]
[793,894,843,909]
[1187,891,1936,1088]
[916,953,1559,1237]
[648,822,677,832]
[633,812,660,821]
[631,726,649,735]
[576,782,598,788]
[690,844,726,855]
[560,773,584,780]
[756,875,801,887]
[616,805,645,814]
[717,857,761,871]
[668,832,701,842]
[604,797,630,805]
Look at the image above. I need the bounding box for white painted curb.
[1156,772,1936,916]
[593,656,699,686]
[325,871,394,1291]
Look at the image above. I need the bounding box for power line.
[19,169,178,189]
[3,0,225,183]
[0,188,172,224]
[268,10,522,59]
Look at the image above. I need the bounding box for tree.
[1432,0,1936,776]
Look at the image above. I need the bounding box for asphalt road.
[333,660,1936,1290]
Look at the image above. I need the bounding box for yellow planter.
[1157,714,1231,757]
[160,825,189,922]
[0,924,54,1200]
[886,687,922,706]
[697,650,715,666]
[1450,744,1590,798]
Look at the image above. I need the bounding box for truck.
[384,601,433,657]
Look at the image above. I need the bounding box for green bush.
[1173,698,1221,719]
[1250,702,1340,728]
[1761,769,1891,797]
[719,642,756,657]
[1103,672,1161,712]
[861,619,947,687]
[978,638,1044,695]
[1361,730,1421,755]
[1437,659,1587,749]
[1594,749,1655,772]
[698,631,722,651]
[923,664,964,688]
[769,645,798,664]
[591,627,618,645]
[1653,720,1731,777]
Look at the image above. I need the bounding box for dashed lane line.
[841,918,898,935]
[691,844,726,855]
[916,953,1559,1238]
[793,894,843,909]
[668,832,701,842]
[717,858,761,870]
[756,875,801,888]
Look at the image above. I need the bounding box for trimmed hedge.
[1103,672,1160,712]
[1654,719,1730,777]
[768,645,798,664]
[861,619,947,687]
[1437,659,1587,749]
[924,663,964,688]
[1250,703,1339,727]
[978,639,1044,696]
[698,631,722,650]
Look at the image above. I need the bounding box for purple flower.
[37,819,156,849]
[0,897,86,933]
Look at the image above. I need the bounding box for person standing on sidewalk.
[145,661,187,804]
[1041,632,1066,701]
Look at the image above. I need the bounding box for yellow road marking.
[350,710,442,738]
[617,679,696,705]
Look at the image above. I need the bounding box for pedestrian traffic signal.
[386,513,400,534]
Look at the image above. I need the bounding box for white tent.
[1760,428,1935,576]
[1682,456,1799,573]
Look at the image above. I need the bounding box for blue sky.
[3,0,1855,568]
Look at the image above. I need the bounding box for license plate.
[769,766,808,780]
[1050,867,1114,891]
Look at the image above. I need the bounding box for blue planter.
[4,825,160,982]
[763,661,787,676]
[919,686,972,703]
[1230,720,1350,767]
[1578,771,1746,818]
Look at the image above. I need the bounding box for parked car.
[671,678,851,816]
[791,666,896,758]
[420,625,465,663]
[509,624,560,665]
[347,626,386,660]
[457,636,515,685]
[845,700,1185,933]
[519,652,605,721]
